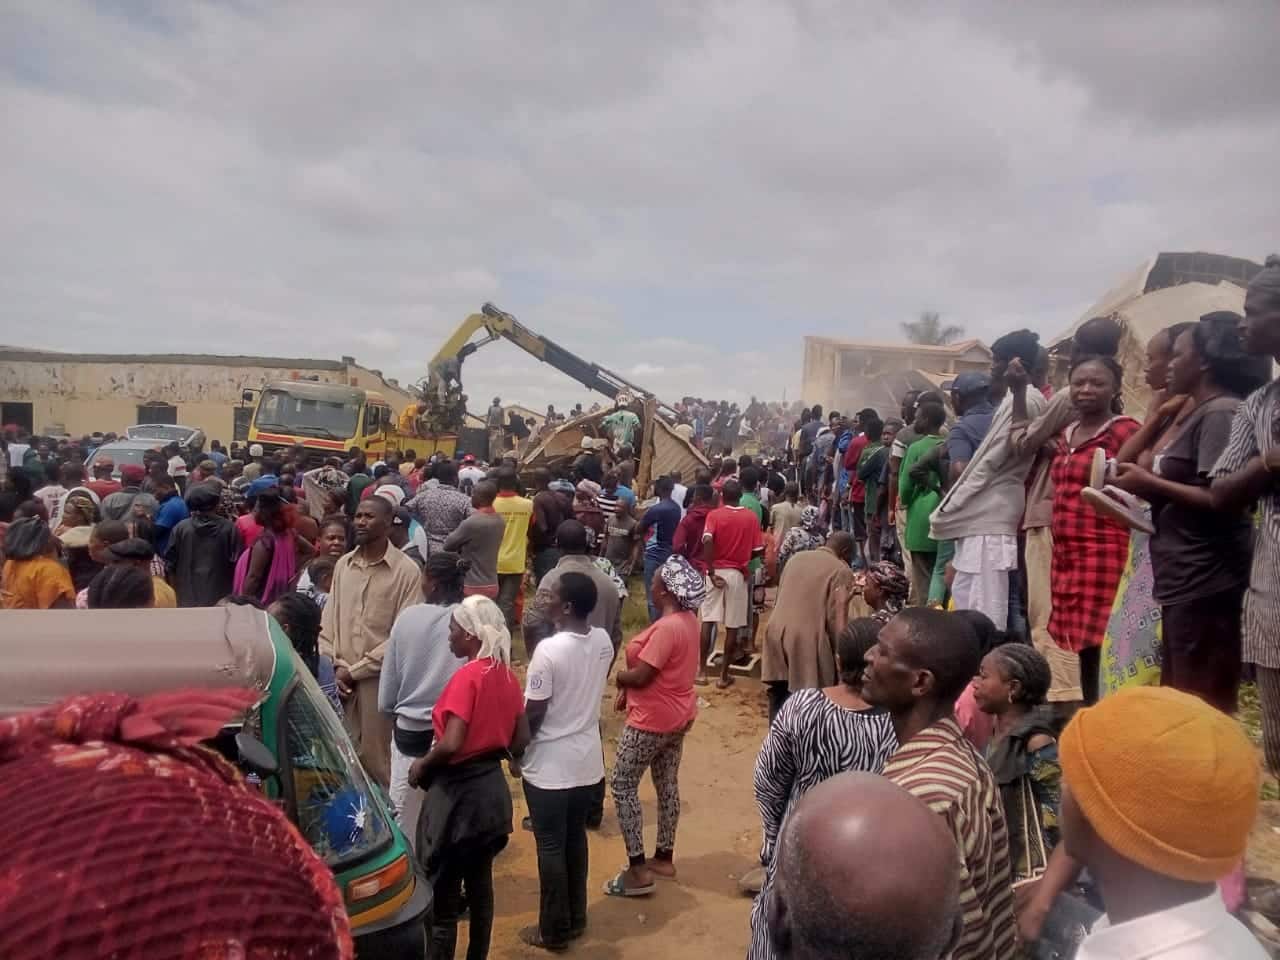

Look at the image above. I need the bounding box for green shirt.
[347,474,375,514]
[857,441,885,522]
[601,410,641,448]
[899,435,944,553]
[740,492,765,574]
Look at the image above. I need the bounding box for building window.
[137,402,177,425]
[1,402,34,433]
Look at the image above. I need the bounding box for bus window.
[363,403,381,437]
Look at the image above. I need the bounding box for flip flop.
[694,676,711,687]
[603,872,655,897]
[621,861,677,880]
[715,676,735,690]
[1081,486,1155,534]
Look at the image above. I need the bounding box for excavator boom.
[423,303,663,431]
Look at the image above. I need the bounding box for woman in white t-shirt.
[519,571,615,950]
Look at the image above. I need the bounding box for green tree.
[900,311,965,346]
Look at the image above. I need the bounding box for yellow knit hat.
[1059,686,1259,883]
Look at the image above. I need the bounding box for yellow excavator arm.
[426,303,655,409]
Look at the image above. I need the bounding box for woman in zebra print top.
[747,618,898,960]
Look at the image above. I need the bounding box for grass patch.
[620,576,651,638]
[1241,682,1263,746]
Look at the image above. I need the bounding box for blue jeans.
[643,551,669,623]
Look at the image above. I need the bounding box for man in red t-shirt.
[698,479,764,688]
[83,458,123,500]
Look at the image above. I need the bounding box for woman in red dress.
[1049,355,1140,704]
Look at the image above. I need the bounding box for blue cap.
[246,475,280,498]
[951,371,992,396]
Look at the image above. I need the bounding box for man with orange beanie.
[1060,686,1264,958]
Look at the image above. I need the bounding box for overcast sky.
[3,2,1277,413]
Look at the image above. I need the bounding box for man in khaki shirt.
[320,496,422,786]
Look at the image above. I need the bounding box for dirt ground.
[453,580,771,960]
[444,590,1280,958]
[473,677,769,960]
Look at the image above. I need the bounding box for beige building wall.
[0,353,415,443]
[801,337,992,411]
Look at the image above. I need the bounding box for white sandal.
[1082,485,1155,534]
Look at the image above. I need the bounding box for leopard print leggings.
[610,723,688,860]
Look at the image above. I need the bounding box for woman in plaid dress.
[1049,355,1140,704]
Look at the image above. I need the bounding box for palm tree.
[900,311,965,346]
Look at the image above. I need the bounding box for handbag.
[1012,777,1104,959]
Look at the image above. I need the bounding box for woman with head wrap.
[862,560,910,624]
[606,554,706,897]
[746,618,898,958]
[572,479,607,552]
[1,516,75,609]
[776,504,825,574]
[54,487,102,591]
[407,595,529,960]
[0,690,353,960]
[54,487,99,538]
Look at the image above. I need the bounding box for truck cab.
[245,380,455,467]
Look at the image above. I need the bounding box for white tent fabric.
[1047,264,1248,417]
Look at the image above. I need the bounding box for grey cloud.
[1,1,1277,414]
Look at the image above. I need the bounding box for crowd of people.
[740,256,1280,959]
[2,255,1280,958]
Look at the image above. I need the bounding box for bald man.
[763,772,960,960]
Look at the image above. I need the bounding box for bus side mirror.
[236,730,279,780]
[242,390,255,404]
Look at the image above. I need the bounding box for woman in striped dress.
[747,618,898,960]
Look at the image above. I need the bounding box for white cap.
[375,485,406,507]
[248,444,264,458]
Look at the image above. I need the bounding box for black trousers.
[1079,646,1101,706]
[430,843,497,960]
[523,780,598,945]
[1162,586,1245,714]
[532,546,561,584]
[767,681,791,724]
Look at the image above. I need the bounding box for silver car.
[84,439,166,479]
[126,423,206,453]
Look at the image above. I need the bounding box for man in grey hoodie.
[928,330,1046,630]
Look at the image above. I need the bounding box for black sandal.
[519,925,569,953]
